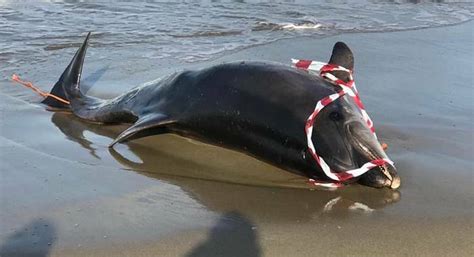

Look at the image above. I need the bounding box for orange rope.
[11,74,70,105]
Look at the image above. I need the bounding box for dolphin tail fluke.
[43,32,112,122]
[42,32,92,109]
[40,80,70,109]
[43,32,174,143]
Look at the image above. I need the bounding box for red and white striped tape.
[292,59,394,188]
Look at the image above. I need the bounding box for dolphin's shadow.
[82,65,109,94]
[51,111,103,159]
[48,65,110,159]
[50,112,401,222]
[186,211,261,257]
[0,218,56,257]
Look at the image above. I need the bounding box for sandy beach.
[1,17,473,257]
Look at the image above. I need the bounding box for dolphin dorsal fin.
[328,42,354,70]
[326,42,355,83]
[109,113,175,147]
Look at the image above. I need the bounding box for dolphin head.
[309,42,400,189]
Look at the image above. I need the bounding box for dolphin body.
[42,33,400,189]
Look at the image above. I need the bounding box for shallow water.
[0,0,472,73]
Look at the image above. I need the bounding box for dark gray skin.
[43,32,400,189]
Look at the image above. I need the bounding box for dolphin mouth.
[359,165,401,189]
[345,121,400,189]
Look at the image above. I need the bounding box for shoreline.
[211,18,474,66]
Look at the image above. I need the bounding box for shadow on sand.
[186,211,261,257]
[0,218,56,257]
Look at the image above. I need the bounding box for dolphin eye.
[329,111,343,121]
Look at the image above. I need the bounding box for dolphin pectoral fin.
[109,114,175,147]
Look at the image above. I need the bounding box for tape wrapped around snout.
[291,59,394,188]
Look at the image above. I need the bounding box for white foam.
[281,23,322,30]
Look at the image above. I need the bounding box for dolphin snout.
[358,164,401,189]
[345,122,401,189]
[390,174,401,189]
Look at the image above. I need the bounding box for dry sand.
[0,22,473,256]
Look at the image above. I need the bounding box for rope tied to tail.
[11,74,70,105]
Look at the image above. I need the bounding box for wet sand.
[1,22,473,256]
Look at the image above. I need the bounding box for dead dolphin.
[42,32,400,189]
